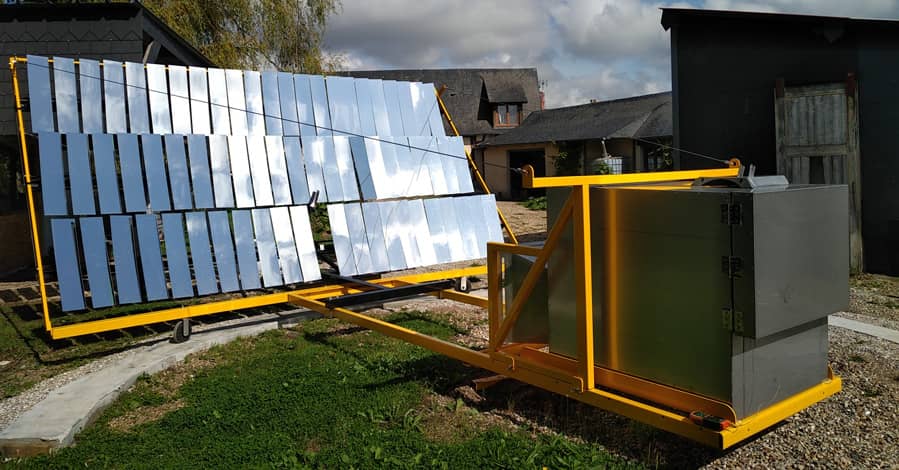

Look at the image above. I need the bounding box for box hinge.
[721,256,743,278]
[721,308,733,330]
[720,202,743,225]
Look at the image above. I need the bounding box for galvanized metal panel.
[207,68,231,134]
[164,134,193,210]
[188,66,211,134]
[50,218,84,311]
[78,59,103,133]
[381,80,406,135]
[309,75,332,136]
[377,200,408,271]
[79,217,113,308]
[261,71,282,135]
[421,82,445,136]
[307,136,341,202]
[302,136,328,202]
[350,137,377,200]
[423,198,450,264]
[26,55,53,132]
[279,72,300,136]
[289,206,321,281]
[361,202,390,272]
[207,211,241,292]
[168,65,192,134]
[135,214,169,301]
[294,75,317,136]
[368,79,392,136]
[263,136,292,205]
[354,78,377,135]
[92,134,122,214]
[252,208,283,287]
[185,212,218,295]
[247,135,274,206]
[209,135,235,208]
[327,203,356,275]
[244,70,265,135]
[228,135,255,208]
[334,136,360,201]
[343,203,373,274]
[284,137,310,203]
[326,76,361,135]
[407,199,438,266]
[38,132,67,215]
[162,213,194,298]
[146,63,172,133]
[437,197,466,261]
[225,69,248,135]
[233,210,262,289]
[141,134,172,211]
[52,57,79,133]
[124,61,150,133]
[109,215,141,304]
[117,134,147,212]
[103,59,127,133]
[187,135,214,209]
[66,133,96,215]
[270,206,302,284]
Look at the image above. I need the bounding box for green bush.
[521,196,547,211]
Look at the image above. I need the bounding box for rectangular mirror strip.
[344,203,373,274]
[187,135,215,209]
[334,136,360,201]
[270,206,302,284]
[261,71,282,135]
[52,57,79,133]
[294,75,317,136]
[288,206,321,281]
[360,202,390,272]
[378,139,402,199]
[51,219,84,311]
[244,70,265,135]
[109,216,142,304]
[411,82,434,136]
[381,80,406,135]
[466,196,490,258]
[208,68,231,134]
[408,199,438,266]
[232,210,261,290]
[78,59,103,133]
[26,55,53,132]
[351,137,376,200]
[103,59,127,133]
[185,212,218,295]
[38,132,67,215]
[423,198,450,264]
[117,134,147,212]
[397,82,420,137]
[327,203,356,275]
[125,62,150,133]
[393,200,423,268]
[480,194,505,244]
[302,136,328,203]
[390,143,415,197]
[162,213,194,298]
[135,214,169,301]
[279,72,300,136]
[252,208,283,287]
[79,217,114,308]
[368,79,392,137]
[453,196,480,260]
[146,63,172,134]
[438,197,467,261]
[209,135,235,208]
[355,78,377,135]
[164,134,193,210]
[406,138,434,196]
[141,134,172,211]
[326,76,360,135]
[247,135,274,206]
[207,211,241,292]
[308,136,340,202]
[92,134,123,214]
[66,133,96,215]
[377,200,408,271]
[422,83,446,137]
[265,136,292,206]
[436,136,461,194]
[308,75,332,136]
[228,135,255,208]
[169,65,192,134]
[188,66,211,134]
[225,69,248,135]
[283,137,310,203]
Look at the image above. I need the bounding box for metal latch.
[721,308,745,334]
[721,256,743,278]
[720,203,742,225]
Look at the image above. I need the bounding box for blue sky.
[323,1,899,108]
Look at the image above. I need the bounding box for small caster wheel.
[172,319,191,343]
[455,276,471,293]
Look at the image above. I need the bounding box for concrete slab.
[829,315,899,344]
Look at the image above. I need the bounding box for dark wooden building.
[663,8,899,275]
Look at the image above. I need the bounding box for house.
[0,1,214,275]
[481,92,672,199]
[662,8,899,275]
[342,68,542,187]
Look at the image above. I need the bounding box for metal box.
[545,181,848,418]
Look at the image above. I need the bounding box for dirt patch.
[496,201,546,243]
[849,273,899,323]
[417,391,512,444]
[107,399,186,433]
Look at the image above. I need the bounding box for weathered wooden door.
[774,79,863,272]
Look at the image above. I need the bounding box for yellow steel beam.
[572,185,595,390]
[520,164,741,189]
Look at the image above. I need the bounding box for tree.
[142,0,342,74]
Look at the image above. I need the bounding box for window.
[494,104,522,127]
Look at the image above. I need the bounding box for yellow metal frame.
[11,55,840,449]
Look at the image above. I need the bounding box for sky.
[323,0,899,108]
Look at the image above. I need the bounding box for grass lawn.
[6,311,642,469]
